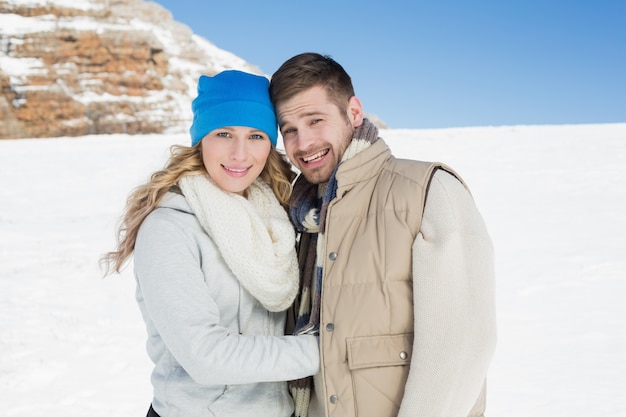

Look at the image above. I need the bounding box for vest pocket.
[346,333,413,417]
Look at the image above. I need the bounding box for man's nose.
[295,128,315,150]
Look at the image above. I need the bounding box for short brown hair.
[269,52,355,112]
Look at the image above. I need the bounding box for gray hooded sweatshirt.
[133,191,319,417]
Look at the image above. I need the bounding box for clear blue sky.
[152,0,625,129]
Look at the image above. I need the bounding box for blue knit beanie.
[189,70,277,146]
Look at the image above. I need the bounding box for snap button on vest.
[399,351,408,360]
[326,323,334,331]
[328,252,337,260]
[329,394,338,404]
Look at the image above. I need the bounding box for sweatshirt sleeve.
[134,209,320,386]
[398,169,497,417]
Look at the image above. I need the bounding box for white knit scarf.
[178,174,299,312]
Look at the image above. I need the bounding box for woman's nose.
[229,138,247,160]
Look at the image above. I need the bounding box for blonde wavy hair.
[100,142,295,276]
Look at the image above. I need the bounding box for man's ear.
[347,96,364,128]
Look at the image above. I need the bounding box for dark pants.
[146,404,160,417]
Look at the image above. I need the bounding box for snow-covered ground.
[1,123,625,416]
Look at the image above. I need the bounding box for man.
[269,52,497,417]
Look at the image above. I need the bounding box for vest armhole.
[423,164,468,210]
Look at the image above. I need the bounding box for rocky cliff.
[0,0,260,139]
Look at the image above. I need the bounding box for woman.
[101,70,319,417]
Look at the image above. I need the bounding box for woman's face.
[201,126,272,195]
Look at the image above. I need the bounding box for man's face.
[276,86,362,184]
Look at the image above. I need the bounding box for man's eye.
[282,128,295,135]
[311,119,322,125]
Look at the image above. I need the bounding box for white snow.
[6,0,101,11]
[1,123,625,416]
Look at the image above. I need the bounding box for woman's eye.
[217,132,230,138]
[250,134,265,140]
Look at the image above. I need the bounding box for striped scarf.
[288,119,380,416]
